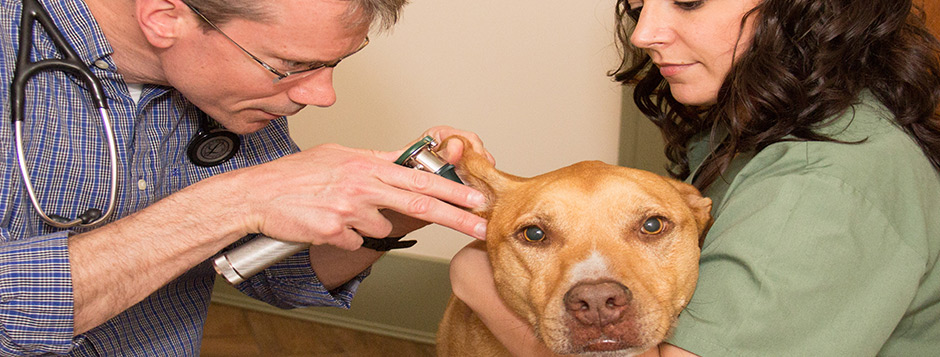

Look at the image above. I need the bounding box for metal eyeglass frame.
[184,2,369,83]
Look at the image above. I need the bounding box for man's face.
[163,0,371,134]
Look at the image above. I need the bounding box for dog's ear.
[442,136,521,219]
[666,179,713,246]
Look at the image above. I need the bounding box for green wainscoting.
[211,252,452,344]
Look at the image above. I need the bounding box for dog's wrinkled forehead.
[514,162,681,204]
[455,143,711,235]
[488,163,690,230]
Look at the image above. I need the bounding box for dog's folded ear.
[666,179,713,245]
[443,136,522,219]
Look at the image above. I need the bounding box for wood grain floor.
[201,302,437,357]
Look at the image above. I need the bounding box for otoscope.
[212,136,463,284]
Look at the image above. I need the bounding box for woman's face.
[628,0,761,106]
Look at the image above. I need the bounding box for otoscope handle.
[213,235,309,284]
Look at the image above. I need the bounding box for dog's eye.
[640,217,665,234]
[522,226,546,242]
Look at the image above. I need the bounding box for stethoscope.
[11,0,238,229]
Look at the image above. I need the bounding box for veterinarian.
[449,0,940,355]
[0,0,490,354]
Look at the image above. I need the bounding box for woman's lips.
[657,63,694,77]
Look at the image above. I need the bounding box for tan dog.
[437,139,712,356]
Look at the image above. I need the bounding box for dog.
[436,138,712,356]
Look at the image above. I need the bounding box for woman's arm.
[449,241,560,356]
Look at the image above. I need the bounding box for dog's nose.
[564,281,632,326]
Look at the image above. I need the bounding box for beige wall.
[287,0,624,260]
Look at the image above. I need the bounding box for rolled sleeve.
[0,230,83,355]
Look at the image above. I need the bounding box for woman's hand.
[420,125,496,166]
[378,126,496,240]
[449,241,560,356]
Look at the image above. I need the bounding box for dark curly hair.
[611,0,940,190]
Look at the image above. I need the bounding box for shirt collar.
[685,124,729,185]
[36,0,115,67]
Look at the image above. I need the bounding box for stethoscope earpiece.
[187,116,240,167]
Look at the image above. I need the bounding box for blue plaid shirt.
[0,0,366,355]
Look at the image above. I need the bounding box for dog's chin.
[553,341,650,357]
[561,338,652,356]
[540,309,672,356]
[584,339,635,352]
[543,330,655,356]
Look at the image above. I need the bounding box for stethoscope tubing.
[13,109,118,229]
[11,0,118,228]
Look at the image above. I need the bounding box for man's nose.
[286,68,338,108]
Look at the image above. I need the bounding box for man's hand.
[227,127,490,251]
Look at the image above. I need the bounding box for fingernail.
[468,191,486,207]
[474,222,487,240]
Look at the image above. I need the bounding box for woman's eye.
[521,226,546,242]
[627,1,643,21]
[674,0,704,11]
[640,217,666,235]
[627,6,642,21]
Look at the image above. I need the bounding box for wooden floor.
[201,302,437,357]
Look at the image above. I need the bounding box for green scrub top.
[667,92,940,356]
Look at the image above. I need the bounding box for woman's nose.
[629,7,674,49]
[285,68,338,108]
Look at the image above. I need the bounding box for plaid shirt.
[0,0,365,355]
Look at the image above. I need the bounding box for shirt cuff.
[0,231,80,355]
[235,247,370,309]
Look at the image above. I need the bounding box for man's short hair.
[185,0,408,30]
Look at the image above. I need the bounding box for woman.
[448,0,940,355]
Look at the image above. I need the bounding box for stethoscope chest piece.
[187,116,240,167]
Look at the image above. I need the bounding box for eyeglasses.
[184,2,369,83]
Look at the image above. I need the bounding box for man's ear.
[137,0,190,49]
[443,136,522,219]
